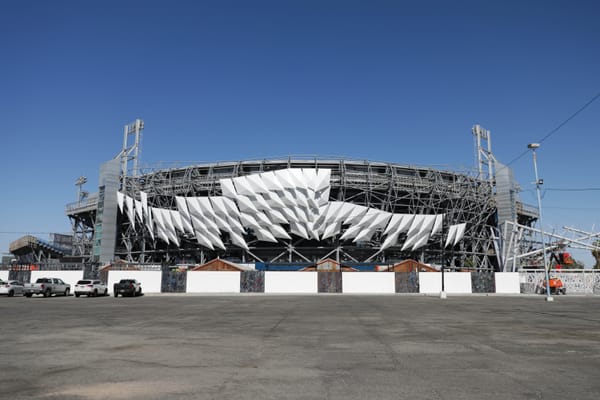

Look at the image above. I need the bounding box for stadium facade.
[56,121,538,272]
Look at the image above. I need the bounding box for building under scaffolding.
[34,121,600,271]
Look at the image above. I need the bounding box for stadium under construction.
[10,120,598,272]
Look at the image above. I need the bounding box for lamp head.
[527,143,540,149]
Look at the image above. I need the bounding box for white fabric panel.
[170,210,185,233]
[273,169,295,189]
[197,198,217,220]
[152,207,165,231]
[334,202,356,224]
[221,197,242,219]
[236,195,260,214]
[290,221,309,239]
[445,224,458,248]
[175,196,190,220]
[117,191,125,214]
[193,227,215,250]
[246,173,270,193]
[268,224,292,240]
[145,208,154,240]
[355,208,380,229]
[406,214,425,238]
[288,168,307,191]
[176,197,195,234]
[134,199,144,223]
[229,231,249,250]
[220,178,238,199]
[302,168,318,191]
[380,230,401,250]
[314,169,331,193]
[209,197,228,217]
[279,207,299,223]
[344,205,368,225]
[369,211,392,230]
[239,212,262,230]
[322,221,342,240]
[417,215,437,236]
[160,209,179,246]
[261,171,285,192]
[190,214,208,233]
[340,224,363,241]
[213,213,231,231]
[306,195,319,213]
[140,191,149,219]
[232,176,255,196]
[453,223,467,246]
[264,192,287,209]
[281,189,297,207]
[397,214,414,233]
[411,231,430,251]
[203,214,220,234]
[125,195,135,228]
[315,186,331,206]
[401,228,421,251]
[266,209,288,224]
[225,215,245,234]
[293,206,309,225]
[254,211,273,227]
[254,227,278,243]
[323,202,344,225]
[431,214,444,236]
[383,214,404,235]
[253,193,272,212]
[204,229,226,250]
[156,224,170,244]
[294,189,309,210]
[186,197,202,218]
[353,225,379,243]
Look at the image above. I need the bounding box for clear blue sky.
[1,0,599,265]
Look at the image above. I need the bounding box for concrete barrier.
[30,270,83,291]
[108,271,162,293]
[342,272,395,293]
[495,272,520,293]
[186,271,241,293]
[419,272,472,294]
[265,271,317,293]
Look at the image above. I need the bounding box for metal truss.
[500,221,600,271]
[114,158,498,269]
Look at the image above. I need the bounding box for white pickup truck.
[24,278,71,297]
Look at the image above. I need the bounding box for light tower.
[527,143,553,302]
[121,119,144,178]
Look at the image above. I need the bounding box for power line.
[504,91,600,167]
[545,188,600,192]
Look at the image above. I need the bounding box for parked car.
[74,280,108,297]
[0,280,25,297]
[113,279,142,297]
[24,278,71,297]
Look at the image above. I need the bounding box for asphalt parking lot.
[1,294,599,400]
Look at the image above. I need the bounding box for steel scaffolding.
[113,158,499,268]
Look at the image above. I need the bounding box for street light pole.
[527,143,553,302]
